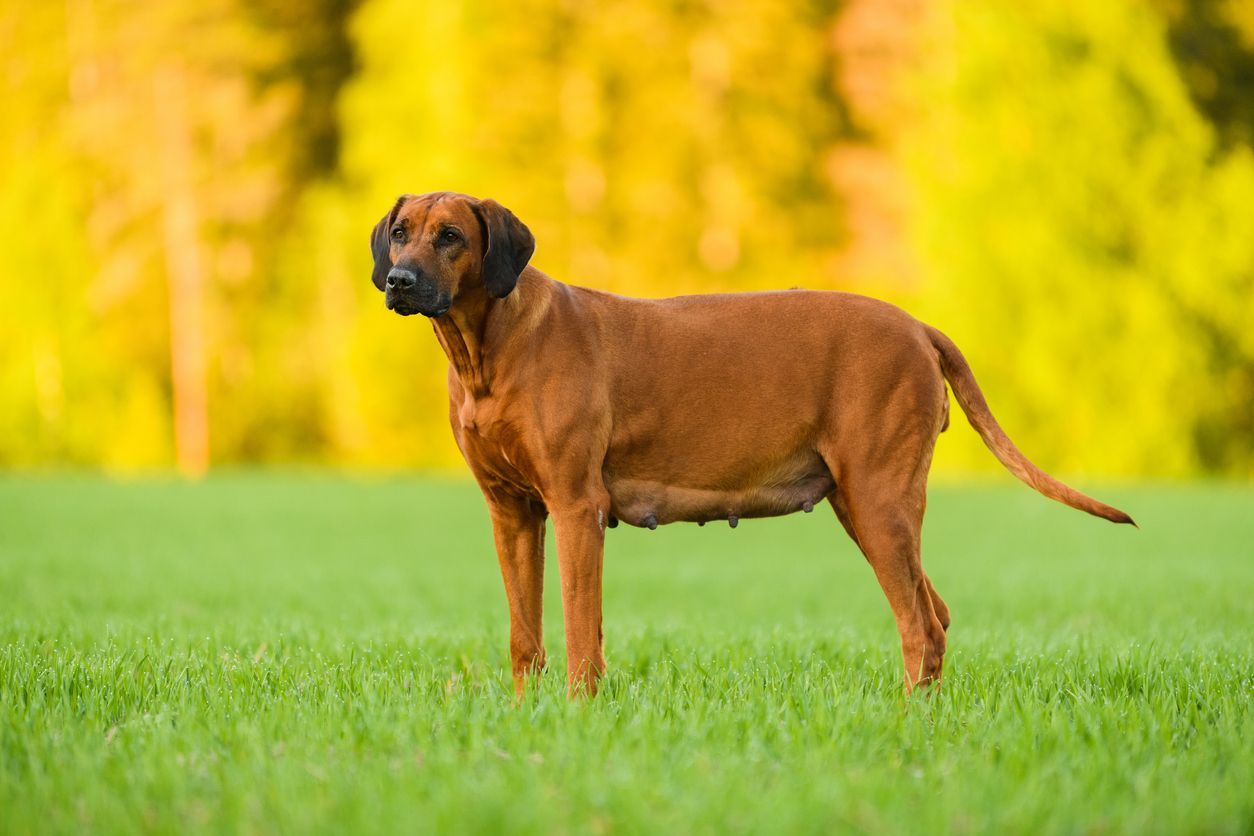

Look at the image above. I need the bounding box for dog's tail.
[925,325,1135,526]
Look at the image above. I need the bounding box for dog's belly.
[603,452,835,527]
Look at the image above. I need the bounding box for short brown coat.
[371,192,1133,696]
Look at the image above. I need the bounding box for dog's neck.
[429,270,551,399]
[431,288,492,398]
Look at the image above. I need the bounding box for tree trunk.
[154,66,209,476]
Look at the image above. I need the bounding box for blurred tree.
[314,0,856,466]
[901,0,1254,476]
[0,0,1250,475]
[828,0,927,288]
[0,1,358,470]
[1155,0,1254,151]
[0,5,99,466]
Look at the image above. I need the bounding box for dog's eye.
[441,229,461,243]
[390,226,404,241]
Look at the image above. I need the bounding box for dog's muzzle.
[385,268,450,318]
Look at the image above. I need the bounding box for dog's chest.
[457,391,480,433]
[452,391,537,486]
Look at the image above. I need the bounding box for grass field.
[1,475,1251,834]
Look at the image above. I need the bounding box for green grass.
[1,475,1251,834]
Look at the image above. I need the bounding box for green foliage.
[1,476,1251,833]
[903,0,1254,475]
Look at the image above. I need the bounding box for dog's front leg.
[487,494,548,697]
[551,495,609,698]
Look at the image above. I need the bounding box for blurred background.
[1,0,1251,477]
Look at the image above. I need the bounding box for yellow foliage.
[0,0,1250,475]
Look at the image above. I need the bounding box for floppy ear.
[369,196,406,291]
[475,199,535,299]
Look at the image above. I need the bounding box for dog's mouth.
[386,294,449,318]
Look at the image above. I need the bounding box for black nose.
[386,268,417,290]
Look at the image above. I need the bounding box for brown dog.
[369,191,1134,697]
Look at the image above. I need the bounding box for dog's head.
[369,192,535,318]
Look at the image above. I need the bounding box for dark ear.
[474,199,535,298]
[369,196,407,291]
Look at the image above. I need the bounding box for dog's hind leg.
[924,574,950,633]
[846,485,946,692]
[827,490,861,551]
[822,437,946,692]
[831,488,949,634]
